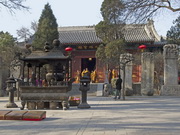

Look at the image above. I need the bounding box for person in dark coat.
[114,75,122,99]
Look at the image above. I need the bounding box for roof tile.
[58,24,158,45]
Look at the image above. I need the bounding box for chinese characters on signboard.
[77,45,98,50]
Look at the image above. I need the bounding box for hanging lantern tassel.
[65,47,73,56]
[65,47,73,52]
[138,45,146,52]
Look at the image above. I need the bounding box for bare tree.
[17,26,32,42]
[30,20,38,33]
[123,0,180,23]
[0,0,29,13]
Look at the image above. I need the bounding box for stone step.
[23,111,46,121]
[0,110,46,121]
[5,111,28,120]
[0,110,12,120]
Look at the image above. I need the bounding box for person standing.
[114,75,122,99]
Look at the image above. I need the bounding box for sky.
[0,0,179,38]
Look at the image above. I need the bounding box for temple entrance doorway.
[81,58,96,72]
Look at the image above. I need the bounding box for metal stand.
[78,74,91,109]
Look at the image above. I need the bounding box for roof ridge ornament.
[147,18,154,25]
[52,39,60,47]
[44,42,51,52]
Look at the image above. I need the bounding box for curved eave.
[20,50,69,61]
[125,39,154,43]
[61,41,102,45]
[20,57,69,61]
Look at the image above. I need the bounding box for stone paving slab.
[0,96,180,135]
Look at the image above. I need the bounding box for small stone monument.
[124,53,133,96]
[161,44,180,96]
[0,57,2,97]
[163,44,178,85]
[141,52,154,96]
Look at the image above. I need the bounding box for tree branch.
[0,0,29,13]
[123,0,180,23]
[154,4,180,12]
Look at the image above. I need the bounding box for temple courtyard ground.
[0,95,180,135]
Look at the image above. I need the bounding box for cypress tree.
[95,0,126,67]
[32,3,59,50]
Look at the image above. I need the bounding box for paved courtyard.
[0,96,180,135]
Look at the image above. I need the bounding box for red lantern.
[138,45,146,49]
[65,47,73,52]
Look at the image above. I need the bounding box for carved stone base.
[27,102,36,110]
[62,101,69,110]
[161,85,180,96]
[125,88,133,96]
[77,102,90,109]
[49,102,58,109]
[5,103,18,108]
[37,102,44,109]
[141,89,154,96]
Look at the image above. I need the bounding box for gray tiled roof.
[58,22,161,45]
[123,25,154,43]
[58,26,102,44]
[22,47,68,60]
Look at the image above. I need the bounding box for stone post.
[0,57,2,96]
[124,53,133,96]
[5,76,18,108]
[141,52,154,96]
[161,44,180,96]
[163,44,178,85]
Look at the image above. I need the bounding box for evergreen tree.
[0,31,15,47]
[95,0,125,43]
[95,0,126,68]
[167,15,180,45]
[0,31,21,68]
[32,3,59,50]
[101,0,125,24]
[95,44,106,64]
[105,39,125,66]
